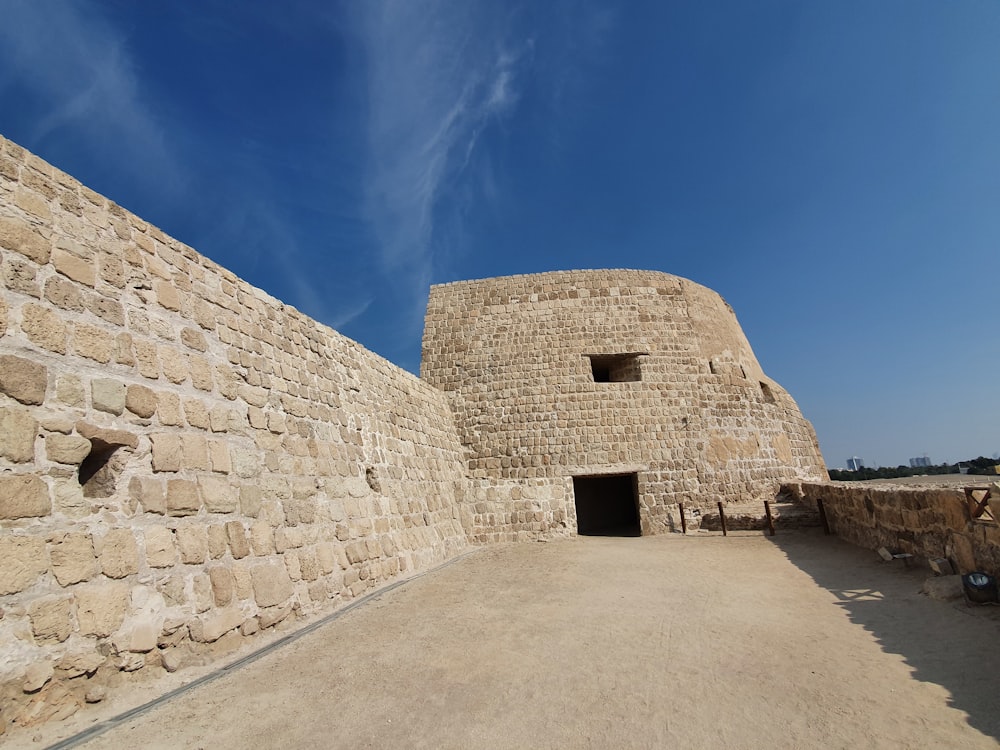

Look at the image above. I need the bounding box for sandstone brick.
[14,186,52,220]
[72,323,114,363]
[99,529,140,578]
[193,573,213,612]
[175,524,208,564]
[184,398,210,429]
[58,650,105,678]
[198,474,236,513]
[240,484,263,517]
[23,660,54,693]
[45,434,91,464]
[0,535,48,595]
[151,433,182,472]
[21,303,68,353]
[0,406,37,463]
[180,327,208,351]
[208,566,234,606]
[52,245,96,286]
[209,405,230,432]
[144,526,176,567]
[91,377,125,414]
[49,531,98,586]
[100,253,125,288]
[208,439,231,473]
[76,581,129,637]
[115,332,135,365]
[0,354,47,404]
[134,338,160,379]
[166,478,201,516]
[207,524,227,559]
[3,254,40,296]
[129,476,166,514]
[251,562,294,607]
[249,520,275,556]
[226,520,250,559]
[126,384,157,418]
[189,357,213,392]
[43,275,84,311]
[29,595,74,643]
[0,474,49,518]
[0,216,51,263]
[75,421,138,449]
[182,433,209,470]
[160,346,189,384]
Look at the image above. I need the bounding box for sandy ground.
[13,531,1000,750]
[847,474,997,488]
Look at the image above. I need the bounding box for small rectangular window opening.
[588,354,643,382]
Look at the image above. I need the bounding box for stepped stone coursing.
[0,134,826,732]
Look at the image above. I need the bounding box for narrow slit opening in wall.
[587,354,644,383]
[572,473,641,537]
[78,439,122,498]
[760,382,776,404]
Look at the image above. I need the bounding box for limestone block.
[76,421,138,449]
[198,475,236,513]
[99,528,140,578]
[129,476,166,514]
[29,595,74,643]
[76,582,129,636]
[208,567,234,606]
[154,279,181,311]
[74,323,114,363]
[175,524,208,564]
[113,619,159,654]
[56,374,85,406]
[160,649,184,673]
[258,602,293,629]
[49,531,98,586]
[183,434,209,470]
[209,405,230,432]
[249,520,275,556]
[115,332,135,366]
[157,392,183,426]
[179,326,208,351]
[160,346,188,384]
[0,354,47,404]
[299,548,320,582]
[238,385,268,408]
[57,650,105,678]
[52,245,96,286]
[0,216,51,263]
[0,474,50,519]
[251,562,294,607]
[23,660,55,693]
[91,378,125,415]
[134,339,160,379]
[240,485,263,517]
[208,439,231,473]
[0,535,48,595]
[100,253,125,288]
[316,543,337,575]
[188,606,244,643]
[184,398,210,429]
[240,618,260,636]
[151,433,183,472]
[190,357,214,392]
[21,303,68,353]
[144,526,176,568]
[45,434,91,465]
[0,406,37,463]
[284,551,302,581]
[232,564,253,600]
[52,477,88,516]
[166,478,201,516]
[226,521,250,559]
[231,447,262,479]
[126,384,157,418]
[207,524,228,559]
[247,406,267,430]
[193,573,213,612]
[87,295,125,326]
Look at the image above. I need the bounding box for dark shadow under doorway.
[573,474,641,536]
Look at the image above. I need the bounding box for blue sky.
[1,0,997,468]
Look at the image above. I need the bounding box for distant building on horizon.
[846,456,864,471]
[909,456,932,468]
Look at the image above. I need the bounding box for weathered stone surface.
[91,378,125,415]
[23,660,54,693]
[144,526,177,568]
[166,478,201,516]
[0,354,47,404]
[207,524,228,559]
[52,245,96,286]
[226,521,250,559]
[188,606,245,643]
[0,406,37,463]
[58,650,105,678]
[258,602,294,629]
[175,524,208,564]
[74,323,114,363]
[160,649,184,673]
[99,529,140,578]
[76,421,138,449]
[126,384,157,418]
[55,374,85,406]
[208,566,234,606]
[49,531,98,586]
[0,535,49,594]
[76,582,129,637]
[249,520,275,556]
[45,434,91,464]
[251,562,294,607]
[0,216,51,263]
[151,433,182,472]
[129,476,166,515]
[198,475,236,513]
[29,595,74,643]
[0,474,50,519]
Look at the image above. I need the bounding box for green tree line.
[828,456,999,482]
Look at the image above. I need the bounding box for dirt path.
[19,532,1000,749]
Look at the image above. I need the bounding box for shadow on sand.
[768,530,1000,741]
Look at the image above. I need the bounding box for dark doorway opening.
[573,474,641,536]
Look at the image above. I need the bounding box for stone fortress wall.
[422,272,828,538]
[0,134,825,731]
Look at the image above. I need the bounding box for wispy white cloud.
[0,0,179,187]
[354,1,532,328]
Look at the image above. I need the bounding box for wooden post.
[816,498,831,535]
[764,500,775,536]
[717,501,728,536]
[678,502,687,534]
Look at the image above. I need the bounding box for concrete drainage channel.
[44,550,478,750]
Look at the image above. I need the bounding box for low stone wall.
[0,135,473,730]
[782,481,1000,577]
